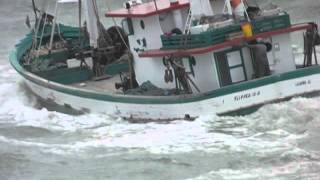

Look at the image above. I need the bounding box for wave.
[187,160,320,180]
[0,52,320,155]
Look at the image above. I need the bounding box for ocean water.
[1,0,320,180]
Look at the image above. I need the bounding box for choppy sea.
[1,0,320,179]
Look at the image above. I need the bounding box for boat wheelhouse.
[9,0,320,120]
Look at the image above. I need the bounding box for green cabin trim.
[35,67,94,85]
[105,63,129,75]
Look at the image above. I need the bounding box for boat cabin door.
[215,49,247,87]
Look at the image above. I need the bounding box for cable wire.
[105,0,130,50]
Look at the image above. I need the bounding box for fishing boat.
[10,0,320,121]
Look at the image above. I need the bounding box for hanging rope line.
[105,0,130,50]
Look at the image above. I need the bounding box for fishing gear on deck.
[163,56,200,94]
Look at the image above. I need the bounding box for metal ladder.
[175,9,201,93]
[180,9,193,47]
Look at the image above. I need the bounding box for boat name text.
[234,91,261,102]
[295,80,311,87]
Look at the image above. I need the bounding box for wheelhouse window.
[215,49,247,87]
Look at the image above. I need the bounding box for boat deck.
[71,75,123,94]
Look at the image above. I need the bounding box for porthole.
[140,20,145,30]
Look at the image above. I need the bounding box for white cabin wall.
[172,9,184,31]
[128,15,176,89]
[180,8,189,30]
[266,37,276,68]
[130,16,163,49]
[271,33,296,74]
[159,8,189,34]
[210,0,226,15]
[159,12,175,33]
[185,53,220,93]
[190,0,214,19]
[143,57,177,89]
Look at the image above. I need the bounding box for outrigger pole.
[49,0,80,52]
[31,0,38,18]
[78,0,82,45]
[49,1,59,52]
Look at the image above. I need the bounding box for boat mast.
[83,0,99,48]
[48,0,100,51]
[35,0,49,51]
[49,1,59,52]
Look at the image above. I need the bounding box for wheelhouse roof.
[106,0,189,18]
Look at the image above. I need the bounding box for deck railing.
[161,13,291,49]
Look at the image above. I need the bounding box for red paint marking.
[139,23,313,58]
[106,0,189,18]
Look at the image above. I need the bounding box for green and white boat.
[10,0,320,121]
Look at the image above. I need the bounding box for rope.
[90,0,114,47]
[105,0,130,50]
[91,0,100,21]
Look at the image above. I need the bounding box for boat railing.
[161,13,291,50]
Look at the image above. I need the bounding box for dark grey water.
[1,0,320,179]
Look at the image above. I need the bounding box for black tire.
[171,28,183,35]
[107,26,129,59]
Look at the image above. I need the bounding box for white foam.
[0,85,318,155]
[187,160,320,180]
[1,61,320,156]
